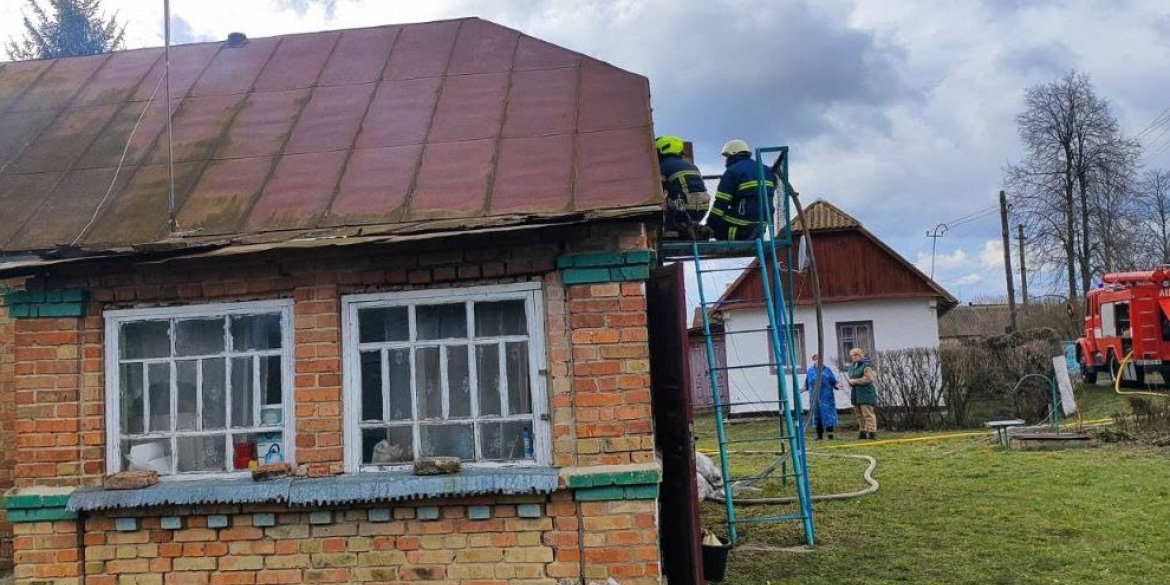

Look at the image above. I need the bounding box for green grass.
[697,385,1170,585]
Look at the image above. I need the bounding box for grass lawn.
[696,384,1170,584]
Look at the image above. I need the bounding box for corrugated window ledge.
[67,468,560,512]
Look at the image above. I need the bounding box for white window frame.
[104,299,296,480]
[342,282,550,472]
[837,320,875,365]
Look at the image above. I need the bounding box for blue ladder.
[660,146,815,547]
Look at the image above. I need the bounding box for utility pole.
[1017,224,1028,307]
[926,223,948,280]
[1000,191,1017,333]
[1017,223,1028,331]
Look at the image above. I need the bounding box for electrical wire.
[71,71,167,247]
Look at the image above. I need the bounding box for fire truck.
[1076,268,1170,386]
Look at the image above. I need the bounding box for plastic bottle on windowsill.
[521,426,533,459]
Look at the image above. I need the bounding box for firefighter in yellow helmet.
[655,135,712,240]
[708,139,777,241]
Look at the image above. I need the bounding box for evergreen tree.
[6,0,126,61]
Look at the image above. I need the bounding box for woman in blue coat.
[804,354,840,440]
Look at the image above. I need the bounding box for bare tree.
[1006,70,1141,297]
[1137,169,1170,265]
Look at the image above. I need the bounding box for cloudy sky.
[4,0,1170,302]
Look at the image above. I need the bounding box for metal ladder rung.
[711,362,786,372]
[737,514,808,524]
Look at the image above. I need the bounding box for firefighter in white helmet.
[708,139,777,241]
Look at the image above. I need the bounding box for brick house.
[0,19,702,585]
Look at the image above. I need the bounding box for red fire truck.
[1076,268,1170,385]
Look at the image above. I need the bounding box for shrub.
[871,347,946,430]
[938,328,1064,427]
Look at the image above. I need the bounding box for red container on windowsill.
[233,442,255,470]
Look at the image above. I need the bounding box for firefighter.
[656,135,712,240]
[708,139,777,241]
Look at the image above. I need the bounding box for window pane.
[448,346,471,418]
[147,363,171,433]
[121,321,170,359]
[420,424,474,460]
[358,307,408,343]
[176,361,198,431]
[123,439,172,475]
[120,363,145,435]
[387,349,412,421]
[416,347,442,419]
[360,351,382,422]
[203,358,227,430]
[417,303,467,340]
[505,341,532,415]
[146,362,171,433]
[475,300,526,337]
[230,357,254,428]
[476,344,501,417]
[260,355,282,406]
[479,420,530,461]
[176,318,225,356]
[231,314,282,350]
[363,426,413,465]
[176,435,227,473]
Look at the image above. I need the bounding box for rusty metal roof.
[0,18,658,256]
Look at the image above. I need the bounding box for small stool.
[985,419,1026,447]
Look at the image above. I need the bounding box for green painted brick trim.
[7,304,32,318]
[573,484,659,501]
[561,268,613,285]
[4,289,89,319]
[37,303,86,318]
[610,266,650,282]
[567,469,661,489]
[573,485,625,501]
[5,290,45,304]
[557,250,656,269]
[41,494,71,508]
[3,494,44,510]
[622,484,660,500]
[622,250,656,265]
[570,252,627,267]
[8,507,77,523]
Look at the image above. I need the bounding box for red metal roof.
[0,18,658,254]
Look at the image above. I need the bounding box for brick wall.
[7,221,665,584]
[64,495,660,585]
[0,287,16,566]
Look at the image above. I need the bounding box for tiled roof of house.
[0,18,658,256]
[789,199,861,231]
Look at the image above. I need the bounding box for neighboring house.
[688,309,728,409]
[938,304,1013,342]
[0,19,699,585]
[713,200,957,415]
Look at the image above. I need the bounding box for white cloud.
[914,248,969,273]
[980,239,1005,268]
[950,272,982,286]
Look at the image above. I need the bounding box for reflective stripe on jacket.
[711,153,777,224]
[659,155,708,203]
